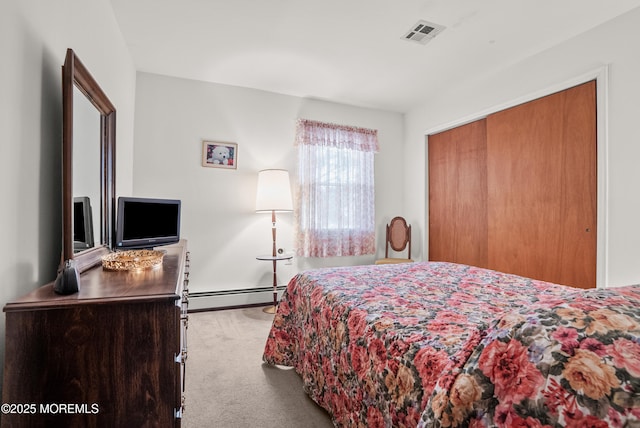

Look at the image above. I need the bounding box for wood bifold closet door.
[429,81,596,289]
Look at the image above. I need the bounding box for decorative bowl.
[102,249,164,271]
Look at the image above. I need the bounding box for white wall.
[0,0,136,382]
[404,7,640,288]
[132,73,404,304]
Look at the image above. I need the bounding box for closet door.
[429,119,488,267]
[486,81,596,288]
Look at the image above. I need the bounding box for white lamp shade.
[256,169,293,212]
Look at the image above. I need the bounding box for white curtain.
[294,119,379,257]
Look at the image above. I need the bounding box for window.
[294,119,379,257]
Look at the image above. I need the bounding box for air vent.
[402,20,445,45]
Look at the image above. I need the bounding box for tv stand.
[2,240,189,427]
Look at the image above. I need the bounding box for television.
[116,197,181,249]
[73,196,94,252]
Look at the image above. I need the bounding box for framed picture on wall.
[202,141,237,169]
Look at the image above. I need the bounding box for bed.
[262,261,640,427]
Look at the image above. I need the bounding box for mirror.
[62,49,116,273]
[72,86,100,253]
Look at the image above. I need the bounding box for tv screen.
[73,196,94,252]
[116,197,181,249]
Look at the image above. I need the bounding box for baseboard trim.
[188,286,286,312]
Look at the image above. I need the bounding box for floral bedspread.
[421,285,640,427]
[262,262,603,427]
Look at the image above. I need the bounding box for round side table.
[257,254,293,314]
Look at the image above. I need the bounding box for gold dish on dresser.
[101,249,164,271]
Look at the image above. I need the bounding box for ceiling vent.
[402,20,445,45]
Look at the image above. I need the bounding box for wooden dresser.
[2,241,189,427]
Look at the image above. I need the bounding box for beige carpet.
[182,306,334,427]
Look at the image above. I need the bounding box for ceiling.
[109,0,640,113]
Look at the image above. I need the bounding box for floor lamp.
[255,169,293,314]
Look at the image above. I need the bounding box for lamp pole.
[270,209,277,309]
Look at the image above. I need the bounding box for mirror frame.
[62,49,116,273]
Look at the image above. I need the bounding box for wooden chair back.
[386,216,411,259]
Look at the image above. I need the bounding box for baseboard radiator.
[188,286,287,311]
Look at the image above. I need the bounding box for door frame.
[424,66,609,288]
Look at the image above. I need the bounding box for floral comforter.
[262,262,640,427]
